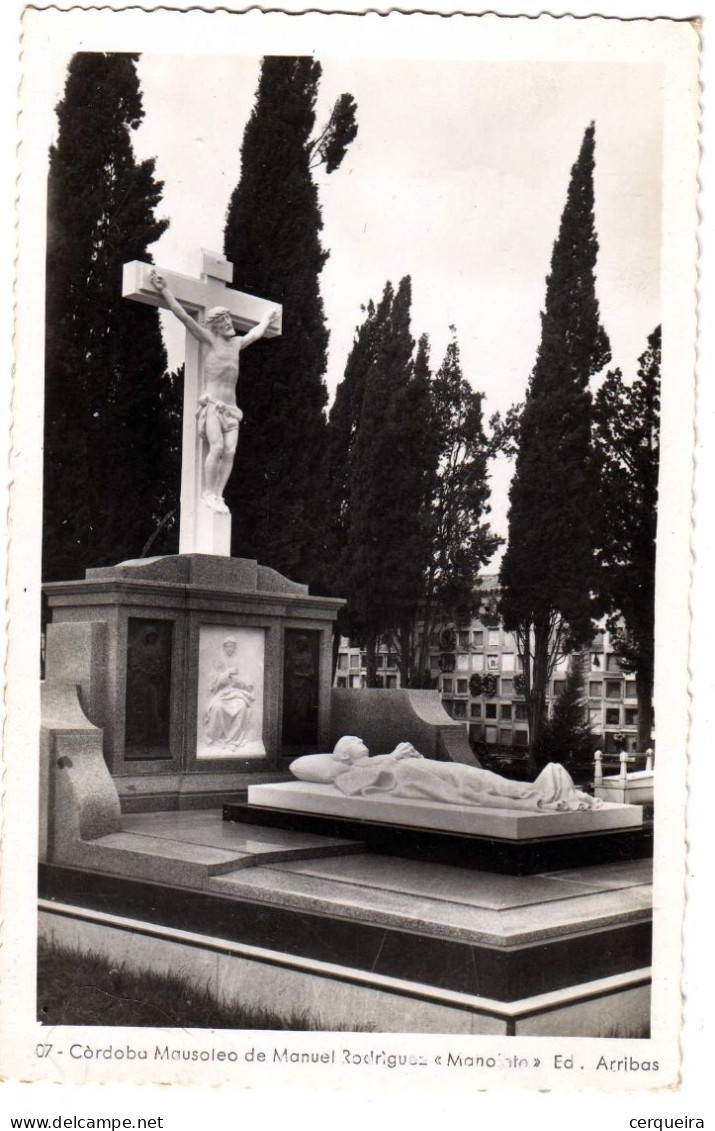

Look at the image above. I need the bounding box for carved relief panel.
[196,625,266,759]
[125,618,173,760]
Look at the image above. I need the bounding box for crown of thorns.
[206,306,232,325]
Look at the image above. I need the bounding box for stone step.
[40,859,653,1005]
[73,816,365,889]
[80,832,249,887]
[210,857,652,948]
[120,810,364,867]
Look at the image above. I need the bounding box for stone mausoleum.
[43,554,343,812]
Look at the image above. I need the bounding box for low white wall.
[39,903,650,1038]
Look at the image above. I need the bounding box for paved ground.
[113,809,652,948]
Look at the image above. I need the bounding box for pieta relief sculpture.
[203,636,256,752]
[150,270,279,515]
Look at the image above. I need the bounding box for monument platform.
[38,808,651,1035]
[245,780,642,836]
[224,784,649,875]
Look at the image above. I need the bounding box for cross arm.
[151,270,215,346]
[122,260,282,337]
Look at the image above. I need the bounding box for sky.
[47,53,663,563]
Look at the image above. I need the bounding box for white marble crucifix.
[122,250,282,557]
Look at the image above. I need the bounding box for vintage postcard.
[2,5,700,1095]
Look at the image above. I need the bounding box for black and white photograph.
[1,4,702,1097]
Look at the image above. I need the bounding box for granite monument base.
[39,896,650,1037]
[38,806,652,1035]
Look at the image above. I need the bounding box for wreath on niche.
[482,673,498,697]
[440,628,456,650]
[469,673,483,697]
[470,673,497,697]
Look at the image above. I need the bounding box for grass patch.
[37,938,372,1031]
[600,1022,651,1039]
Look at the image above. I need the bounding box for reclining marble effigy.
[244,736,643,849]
[289,736,603,813]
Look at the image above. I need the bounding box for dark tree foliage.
[142,363,184,557]
[532,653,596,781]
[334,278,436,685]
[488,400,523,459]
[499,123,611,769]
[415,328,501,686]
[44,53,178,581]
[320,299,379,677]
[223,56,357,584]
[320,297,383,628]
[388,324,441,685]
[592,327,661,750]
[309,93,359,173]
[322,290,387,645]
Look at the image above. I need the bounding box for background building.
[334,576,644,754]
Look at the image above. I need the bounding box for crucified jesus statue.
[150,269,280,514]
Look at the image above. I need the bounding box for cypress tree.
[341,277,435,685]
[321,300,381,599]
[388,318,440,686]
[44,53,177,581]
[592,327,660,750]
[321,296,387,676]
[223,56,357,583]
[415,328,501,685]
[499,123,611,767]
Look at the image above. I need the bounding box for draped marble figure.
[203,637,255,751]
[315,737,602,813]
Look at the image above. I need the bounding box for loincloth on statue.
[196,394,243,439]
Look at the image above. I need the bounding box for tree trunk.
[398,618,412,688]
[515,624,533,770]
[527,617,551,776]
[331,629,341,683]
[636,664,654,751]
[140,508,176,558]
[364,635,378,687]
[416,583,435,687]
